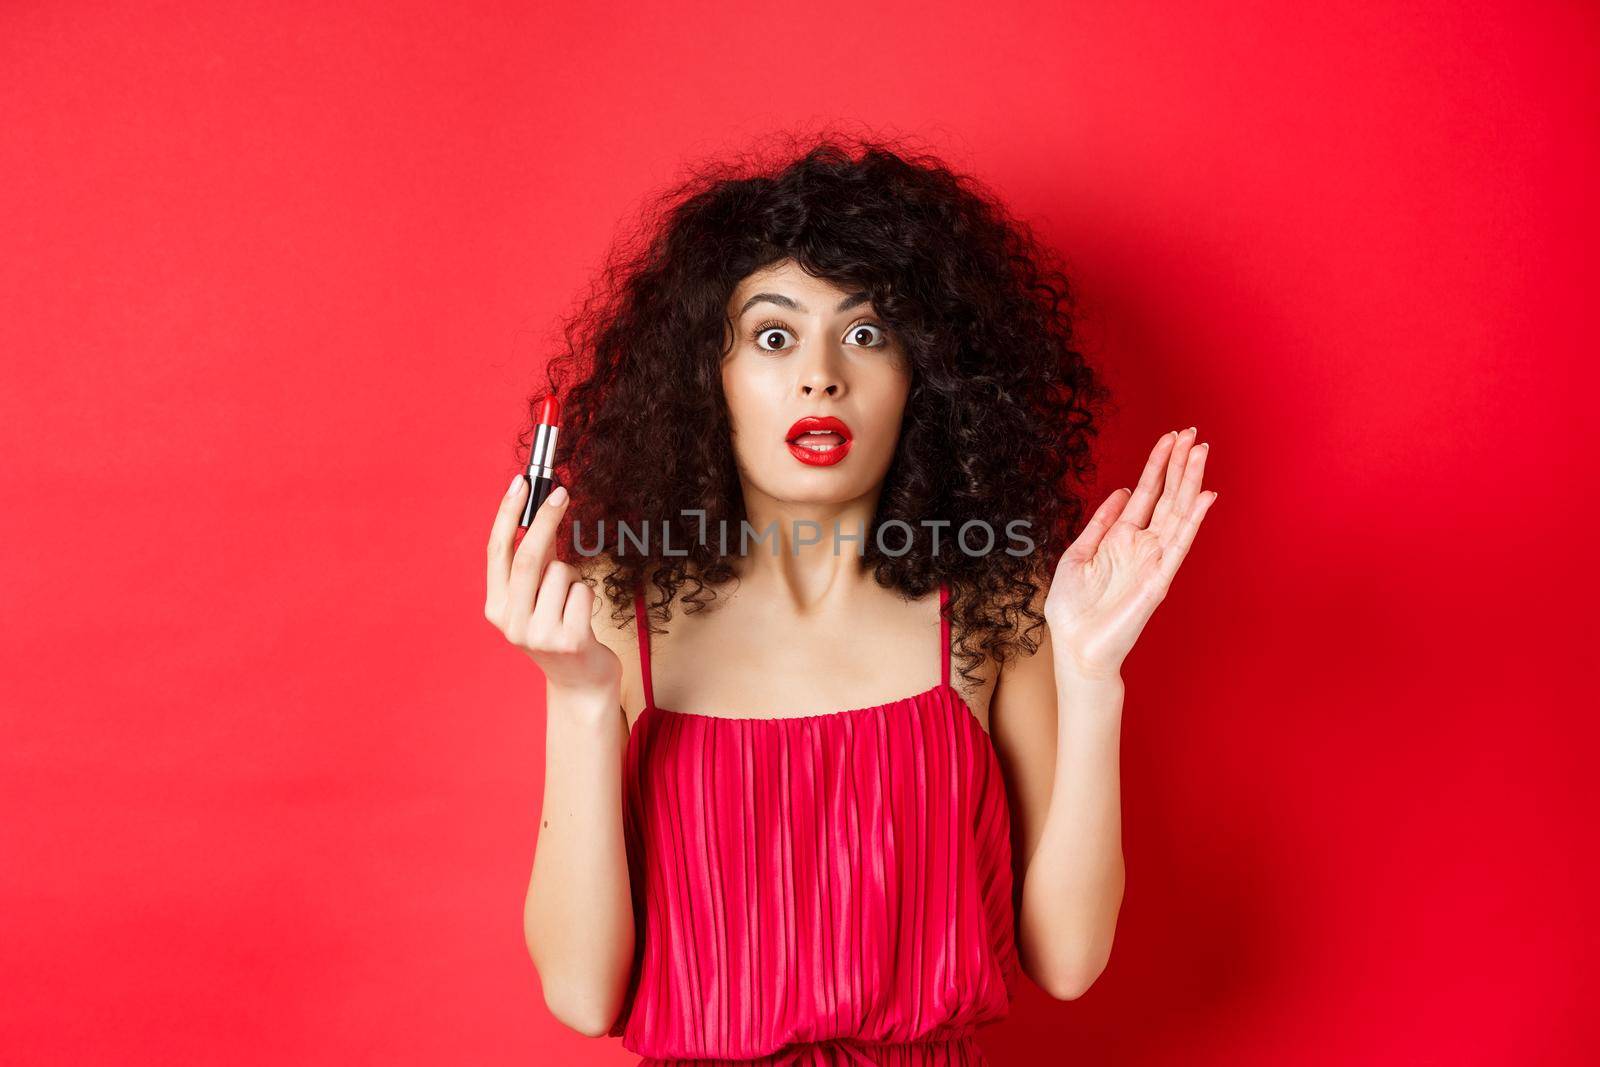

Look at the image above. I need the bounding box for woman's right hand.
[485,477,621,699]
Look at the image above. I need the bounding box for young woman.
[486,138,1216,1064]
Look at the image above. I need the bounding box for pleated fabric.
[607,583,1021,1065]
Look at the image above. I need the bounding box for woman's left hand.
[1044,426,1217,680]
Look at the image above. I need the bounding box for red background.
[2,2,1591,1063]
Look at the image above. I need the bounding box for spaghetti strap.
[634,586,654,710]
[938,581,950,689]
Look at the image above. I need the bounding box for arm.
[485,478,635,1036]
[523,681,634,1036]
[992,427,1217,999]
[991,600,1127,1000]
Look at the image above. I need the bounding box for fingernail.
[507,474,524,496]
[547,485,568,507]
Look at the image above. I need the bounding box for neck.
[732,483,882,612]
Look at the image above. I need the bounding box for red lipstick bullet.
[519,393,562,526]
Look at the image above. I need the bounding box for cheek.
[720,358,778,435]
[861,366,913,436]
[719,362,749,427]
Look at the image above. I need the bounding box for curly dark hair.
[519,132,1113,684]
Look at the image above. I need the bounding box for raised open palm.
[1044,427,1217,678]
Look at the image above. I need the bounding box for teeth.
[791,432,844,451]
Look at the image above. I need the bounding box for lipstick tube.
[519,393,562,527]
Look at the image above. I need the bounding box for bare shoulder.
[992,577,1055,672]
[988,580,1058,757]
[952,581,1048,734]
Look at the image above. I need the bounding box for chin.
[740,442,892,505]
[749,468,882,508]
[781,485,864,506]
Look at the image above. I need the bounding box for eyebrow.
[738,290,873,316]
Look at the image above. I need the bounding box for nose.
[797,345,846,399]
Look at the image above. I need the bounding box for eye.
[844,322,888,348]
[750,320,796,352]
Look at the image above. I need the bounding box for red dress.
[607,582,1020,1065]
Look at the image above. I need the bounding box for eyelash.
[749,319,888,351]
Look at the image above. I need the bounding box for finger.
[560,573,597,643]
[527,560,577,645]
[1065,487,1133,561]
[1157,490,1217,587]
[1121,431,1179,529]
[1159,440,1209,551]
[1149,427,1198,535]
[486,474,529,621]
[503,485,571,637]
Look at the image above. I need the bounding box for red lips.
[785,415,853,467]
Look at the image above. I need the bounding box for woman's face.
[721,259,911,507]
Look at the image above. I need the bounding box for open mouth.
[789,431,847,452]
[785,415,853,467]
